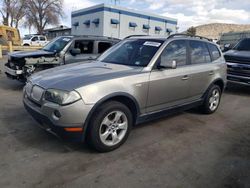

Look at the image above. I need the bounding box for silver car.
[23,34,227,152]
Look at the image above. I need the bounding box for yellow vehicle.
[0,25,21,46]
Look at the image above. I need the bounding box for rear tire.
[87,101,133,152]
[201,85,221,114]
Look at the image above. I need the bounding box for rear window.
[190,41,211,64]
[208,43,221,61]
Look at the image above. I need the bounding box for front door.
[64,40,97,64]
[147,40,192,113]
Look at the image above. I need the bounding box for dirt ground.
[0,57,250,188]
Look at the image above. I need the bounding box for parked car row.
[4,34,249,152]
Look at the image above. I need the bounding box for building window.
[155,26,162,34]
[166,28,173,35]
[83,20,90,28]
[73,22,79,30]
[129,22,137,31]
[142,24,150,33]
[92,18,100,27]
[110,19,119,28]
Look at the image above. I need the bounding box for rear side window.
[31,36,38,41]
[39,37,46,41]
[160,40,187,67]
[208,43,221,61]
[98,42,112,53]
[190,41,211,64]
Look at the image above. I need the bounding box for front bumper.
[4,65,23,76]
[227,74,250,85]
[23,93,93,142]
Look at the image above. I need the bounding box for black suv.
[224,38,250,85]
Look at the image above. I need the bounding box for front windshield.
[234,38,250,51]
[42,37,72,53]
[98,39,164,67]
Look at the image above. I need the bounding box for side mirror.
[158,60,177,69]
[70,48,81,56]
[223,44,232,52]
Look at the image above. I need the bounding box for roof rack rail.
[73,35,120,40]
[124,35,148,39]
[167,34,212,41]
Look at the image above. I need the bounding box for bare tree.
[0,0,26,28]
[0,0,11,26]
[25,0,64,34]
[9,0,26,28]
[187,26,196,36]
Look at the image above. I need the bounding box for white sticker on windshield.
[62,38,71,42]
[143,41,161,47]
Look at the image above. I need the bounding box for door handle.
[182,75,189,80]
[209,71,214,75]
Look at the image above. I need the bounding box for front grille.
[227,63,250,78]
[224,55,250,64]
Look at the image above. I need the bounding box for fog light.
[54,110,61,118]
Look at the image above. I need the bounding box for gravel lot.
[0,57,250,188]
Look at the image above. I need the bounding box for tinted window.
[31,37,38,41]
[234,38,250,51]
[99,39,163,67]
[208,43,221,61]
[190,41,211,64]
[40,37,46,41]
[74,40,94,54]
[98,42,112,53]
[159,40,187,67]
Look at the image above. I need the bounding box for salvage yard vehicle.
[224,38,250,85]
[22,35,48,46]
[23,34,227,152]
[4,36,119,82]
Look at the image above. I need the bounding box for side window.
[190,41,211,64]
[159,40,187,67]
[98,42,112,53]
[31,36,38,41]
[208,43,221,61]
[74,40,94,54]
[39,37,46,41]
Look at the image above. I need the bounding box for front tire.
[87,101,133,152]
[201,85,221,114]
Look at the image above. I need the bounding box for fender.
[82,92,140,140]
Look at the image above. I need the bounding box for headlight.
[44,89,81,105]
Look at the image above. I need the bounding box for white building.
[71,4,178,39]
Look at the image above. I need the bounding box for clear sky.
[4,0,250,36]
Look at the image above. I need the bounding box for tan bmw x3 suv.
[23,34,227,152]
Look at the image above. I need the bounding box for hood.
[10,50,55,59]
[29,61,143,91]
[224,50,250,64]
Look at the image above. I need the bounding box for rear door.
[39,36,47,46]
[187,40,216,100]
[30,36,39,46]
[147,40,193,112]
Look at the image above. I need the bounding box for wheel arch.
[83,92,140,139]
[203,78,225,99]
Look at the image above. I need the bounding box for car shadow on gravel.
[0,76,25,91]
[225,83,250,97]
